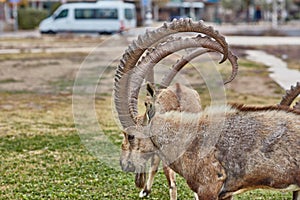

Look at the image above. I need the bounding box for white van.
[39,1,136,34]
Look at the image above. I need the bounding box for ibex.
[138,48,225,199]
[138,41,223,199]
[114,19,300,199]
[140,83,300,200]
[278,82,300,200]
[139,83,300,200]
[116,18,237,199]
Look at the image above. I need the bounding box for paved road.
[246,50,300,90]
[227,36,300,46]
[126,25,300,45]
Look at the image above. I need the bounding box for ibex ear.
[146,82,156,98]
[142,111,150,126]
[143,101,155,126]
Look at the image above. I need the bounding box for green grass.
[0,94,194,199]
[0,133,135,199]
[0,93,294,199]
[0,78,21,84]
[0,54,296,199]
[0,52,87,61]
[0,126,292,200]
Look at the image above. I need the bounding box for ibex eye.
[128,134,135,140]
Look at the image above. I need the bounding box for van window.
[74,8,118,19]
[125,8,134,20]
[55,9,68,20]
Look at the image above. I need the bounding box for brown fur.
[124,106,300,199]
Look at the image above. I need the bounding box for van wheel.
[47,30,56,34]
[98,32,113,35]
[41,30,56,35]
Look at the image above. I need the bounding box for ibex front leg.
[139,155,161,198]
[163,163,177,200]
[293,191,300,200]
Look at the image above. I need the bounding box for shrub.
[50,2,61,15]
[18,8,48,30]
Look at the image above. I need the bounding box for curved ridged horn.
[294,101,300,110]
[115,19,228,85]
[279,82,300,106]
[159,48,213,88]
[125,36,238,124]
[116,18,228,77]
[115,19,230,128]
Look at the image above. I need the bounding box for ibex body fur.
[124,104,300,200]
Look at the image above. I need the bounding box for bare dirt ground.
[0,58,77,92]
[0,35,126,94]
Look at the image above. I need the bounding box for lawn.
[0,91,294,199]
[0,93,197,199]
[0,40,296,199]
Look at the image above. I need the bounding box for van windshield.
[75,8,118,19]
[55,9,69,20]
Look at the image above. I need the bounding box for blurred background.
[0,0,299,32]
[0,0,300,199]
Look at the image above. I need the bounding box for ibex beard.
[120,105,300,199]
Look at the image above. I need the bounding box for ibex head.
[119,84,158,174]
[119,82,187,172]
[114,19,238,176]
[120,126,156,173]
